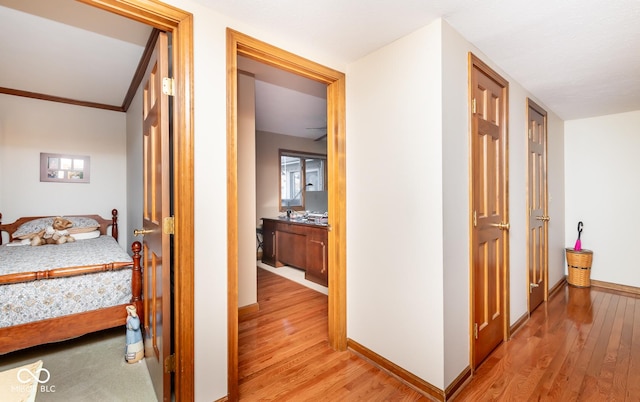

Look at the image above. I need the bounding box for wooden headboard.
[0,209,119,245]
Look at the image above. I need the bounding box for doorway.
[238,57,329,294]
[227,29,347,400]
[527,98,549,313]
[468,53,510,369]
[82,1,194,400]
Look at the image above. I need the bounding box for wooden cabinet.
[261,219,278,267]
[261,218,328,286]
[305,233,327,286]
[277,229,307,269]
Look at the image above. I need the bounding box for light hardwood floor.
[239,268,428,400]
[239,268,640,401]
[454,284,640,401]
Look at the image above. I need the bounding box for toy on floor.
[125,305,144,364]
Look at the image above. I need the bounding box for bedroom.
[2,0,640,401]
[0,0,169,399]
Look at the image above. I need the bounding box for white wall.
[126,81,143,254]
[0,94,129,247]
[238,71,257,308]
[441,20,471,386]
[186,5,234,398]
[347,21,446,388]
[565,110,640,288]
[0,111,3,213]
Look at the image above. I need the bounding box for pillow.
[13,218,53,239]
[70,230,101,240]
[13,216,100,239]
[65,216,101,234]
[6,239,31,247]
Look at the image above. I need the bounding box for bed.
[0,209,141,355]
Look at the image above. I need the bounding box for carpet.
[0,360,42,402]
[0,328,157,401]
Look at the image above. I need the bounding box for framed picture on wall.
[40,153,90,183]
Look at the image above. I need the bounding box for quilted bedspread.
[0,236,133,328]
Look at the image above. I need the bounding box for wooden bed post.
[111,209,119,240]
[131,241,143,325]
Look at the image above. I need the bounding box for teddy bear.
[30,217,77,246]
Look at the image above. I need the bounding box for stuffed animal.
[30,217,77,246]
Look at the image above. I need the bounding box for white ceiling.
[201,0,640,121]
[1,0,638,136]
[238,56,328,140]
[0,0,151,106]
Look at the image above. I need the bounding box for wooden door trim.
[227,28,347,400]
[468,52,510,368]
[526,98,549,306]
[79,1,195,400]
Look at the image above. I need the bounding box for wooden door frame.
[80,1,194,400]
[526,98,549,308]
[468,52,510,369]
[226,29,347,400]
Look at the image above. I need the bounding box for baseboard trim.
[238,302,259,322]
[510,312,529,336]
[549,277,567,298]
[591,279,640,296]
[445,365,472,400]
[347,338,445,401]
[509,277,566,337]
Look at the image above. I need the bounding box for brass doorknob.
[133,228,153,236]
[490,222,510,231]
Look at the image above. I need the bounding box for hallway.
[239,268,640,401]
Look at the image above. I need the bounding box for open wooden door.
[469,54,509,369]
[138,31,172,401]
[527,99,549,313]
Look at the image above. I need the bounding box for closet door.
[469,54,510,369]
[527,99,549,313]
